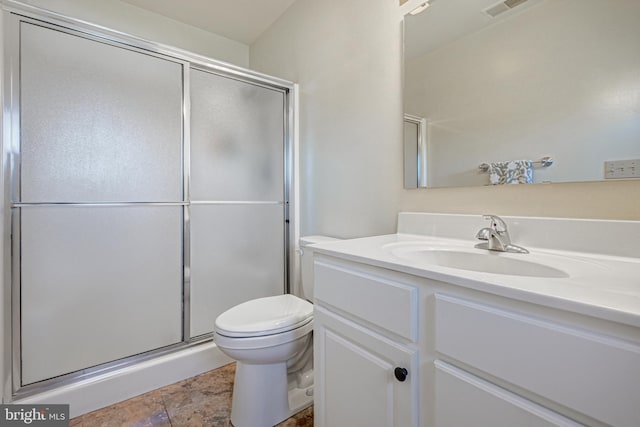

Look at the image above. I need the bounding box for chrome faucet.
[475,214,529,254]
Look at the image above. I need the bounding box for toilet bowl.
[213,235,338,427]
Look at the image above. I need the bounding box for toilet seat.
[215,294,313,338]
[214,320,313,351]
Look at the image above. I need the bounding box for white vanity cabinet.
[313,257,420,426]
[434,294,640,427]
[433,360,582,427]
[313,253,640,427]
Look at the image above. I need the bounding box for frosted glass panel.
[20,23,183,202]
[20,206,183,384]
[190,69,284,201]
[190,205,284,337]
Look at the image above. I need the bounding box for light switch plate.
[604,159,639,179]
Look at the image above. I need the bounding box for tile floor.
[70,363,313,427]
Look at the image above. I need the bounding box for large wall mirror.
[403,0,640,188]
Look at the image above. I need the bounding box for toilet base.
[230,362,313,427]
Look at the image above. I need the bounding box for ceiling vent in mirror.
[484,0,530,18]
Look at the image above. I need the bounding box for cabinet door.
[435,294,640,427]
[435,361,583,427]
[314,306,418,427]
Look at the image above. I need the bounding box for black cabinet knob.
[394,367,408,382]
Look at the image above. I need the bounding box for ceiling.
[404,0,545,59]
[119,0,297,45]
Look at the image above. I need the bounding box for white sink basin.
[385,244,569,278]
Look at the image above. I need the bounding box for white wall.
[250,0,404,238]
[405,0,640,188]
[14,0,249,67]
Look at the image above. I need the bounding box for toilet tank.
[299,236,339,301]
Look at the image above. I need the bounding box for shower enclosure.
[2,3,294,398]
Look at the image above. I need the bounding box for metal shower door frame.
[1,0,296,400]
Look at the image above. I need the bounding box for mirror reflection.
[403,0,640,188]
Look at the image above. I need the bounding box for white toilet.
[214,235,337,427]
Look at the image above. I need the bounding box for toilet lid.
[215,294,313,338]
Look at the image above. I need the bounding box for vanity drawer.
[314,259,418,342]
[434,360,582,427]
[434,294,640,427]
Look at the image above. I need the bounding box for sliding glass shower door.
[17,23,185,385]
[189,69,287,338]
[9,14,291,391]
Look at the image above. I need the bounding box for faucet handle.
[483,214,508,233]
